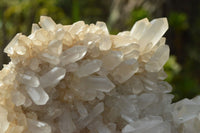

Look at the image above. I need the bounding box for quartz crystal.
[0,16,199,133]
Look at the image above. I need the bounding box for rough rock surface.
[0,16,199,133]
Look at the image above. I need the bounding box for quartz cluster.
[0,16,199,133]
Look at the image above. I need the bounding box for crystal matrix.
[0,16,199,133]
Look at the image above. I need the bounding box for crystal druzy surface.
[0,16,199,133]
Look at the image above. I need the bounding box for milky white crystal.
[0,16,199,133]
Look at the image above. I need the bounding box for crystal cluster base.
[0,16,199,133]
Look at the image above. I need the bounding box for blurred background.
[0,0,199,102]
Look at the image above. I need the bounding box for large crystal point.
[138,18,168,51]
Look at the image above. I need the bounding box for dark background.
[0,0,199,102]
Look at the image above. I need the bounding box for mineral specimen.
[0,16,199,133]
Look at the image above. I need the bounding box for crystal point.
[39,16,56,31]
[61,45,87,66]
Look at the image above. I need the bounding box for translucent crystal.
[4,33,21,55]
[48,40,63,56]
[138,18,168,51]
[31,24,40,33]
[112,35,134,48]
[27,118,51,133]
[29,58,40,71]
[130,18,150,40]
[145,45,169,72]
[78,102,104,128]
[59,109,76,133]
[172,98,200,124]
[68,21,85,35]
[0,106,9,133]
[26,87,49,105]
[75,102,88,119]
[75,59,102,77]
[20,73,40,88]
[92,120,111,133]
[39,52,60,65]
[101,51,123,71]
[15,45,27,55]
[62,31,73,46]
[118,43,140,55]
[39,16,56,31]
[65,63,79,72]
[111,59,139,83]
[80,75,115,92]
[55,28,65,40]
[99,35,112,51]
[96,21,109,35]
[83,33,100,46]
[60,45,87,66]
[122,116,170,133]
[40,67,66,88]
[34,29,50,43]
[11,90,26,106]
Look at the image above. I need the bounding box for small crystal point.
[99,35,112,51]
[101,51,123,71]
[61,45,87,66]
[75,59,102,77]
[39,52,60,65]
[31,23,40,33]
[78,102,104,128]
[81,75,115,92]
[4,33,22,55]
[96,21,109,35]
[48,40,63,56]
[68,21,85,35]
[40,67,66,88]
[39,16,56,31]
[20,73,40,88]
[26,87,49,105]
[145,45,169,72]
[112,35,134,48]
[111,59,139,83]
[59,109,76,133]
[76,102,88,119]
[11,91,26,106]
[27,118,51,133]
